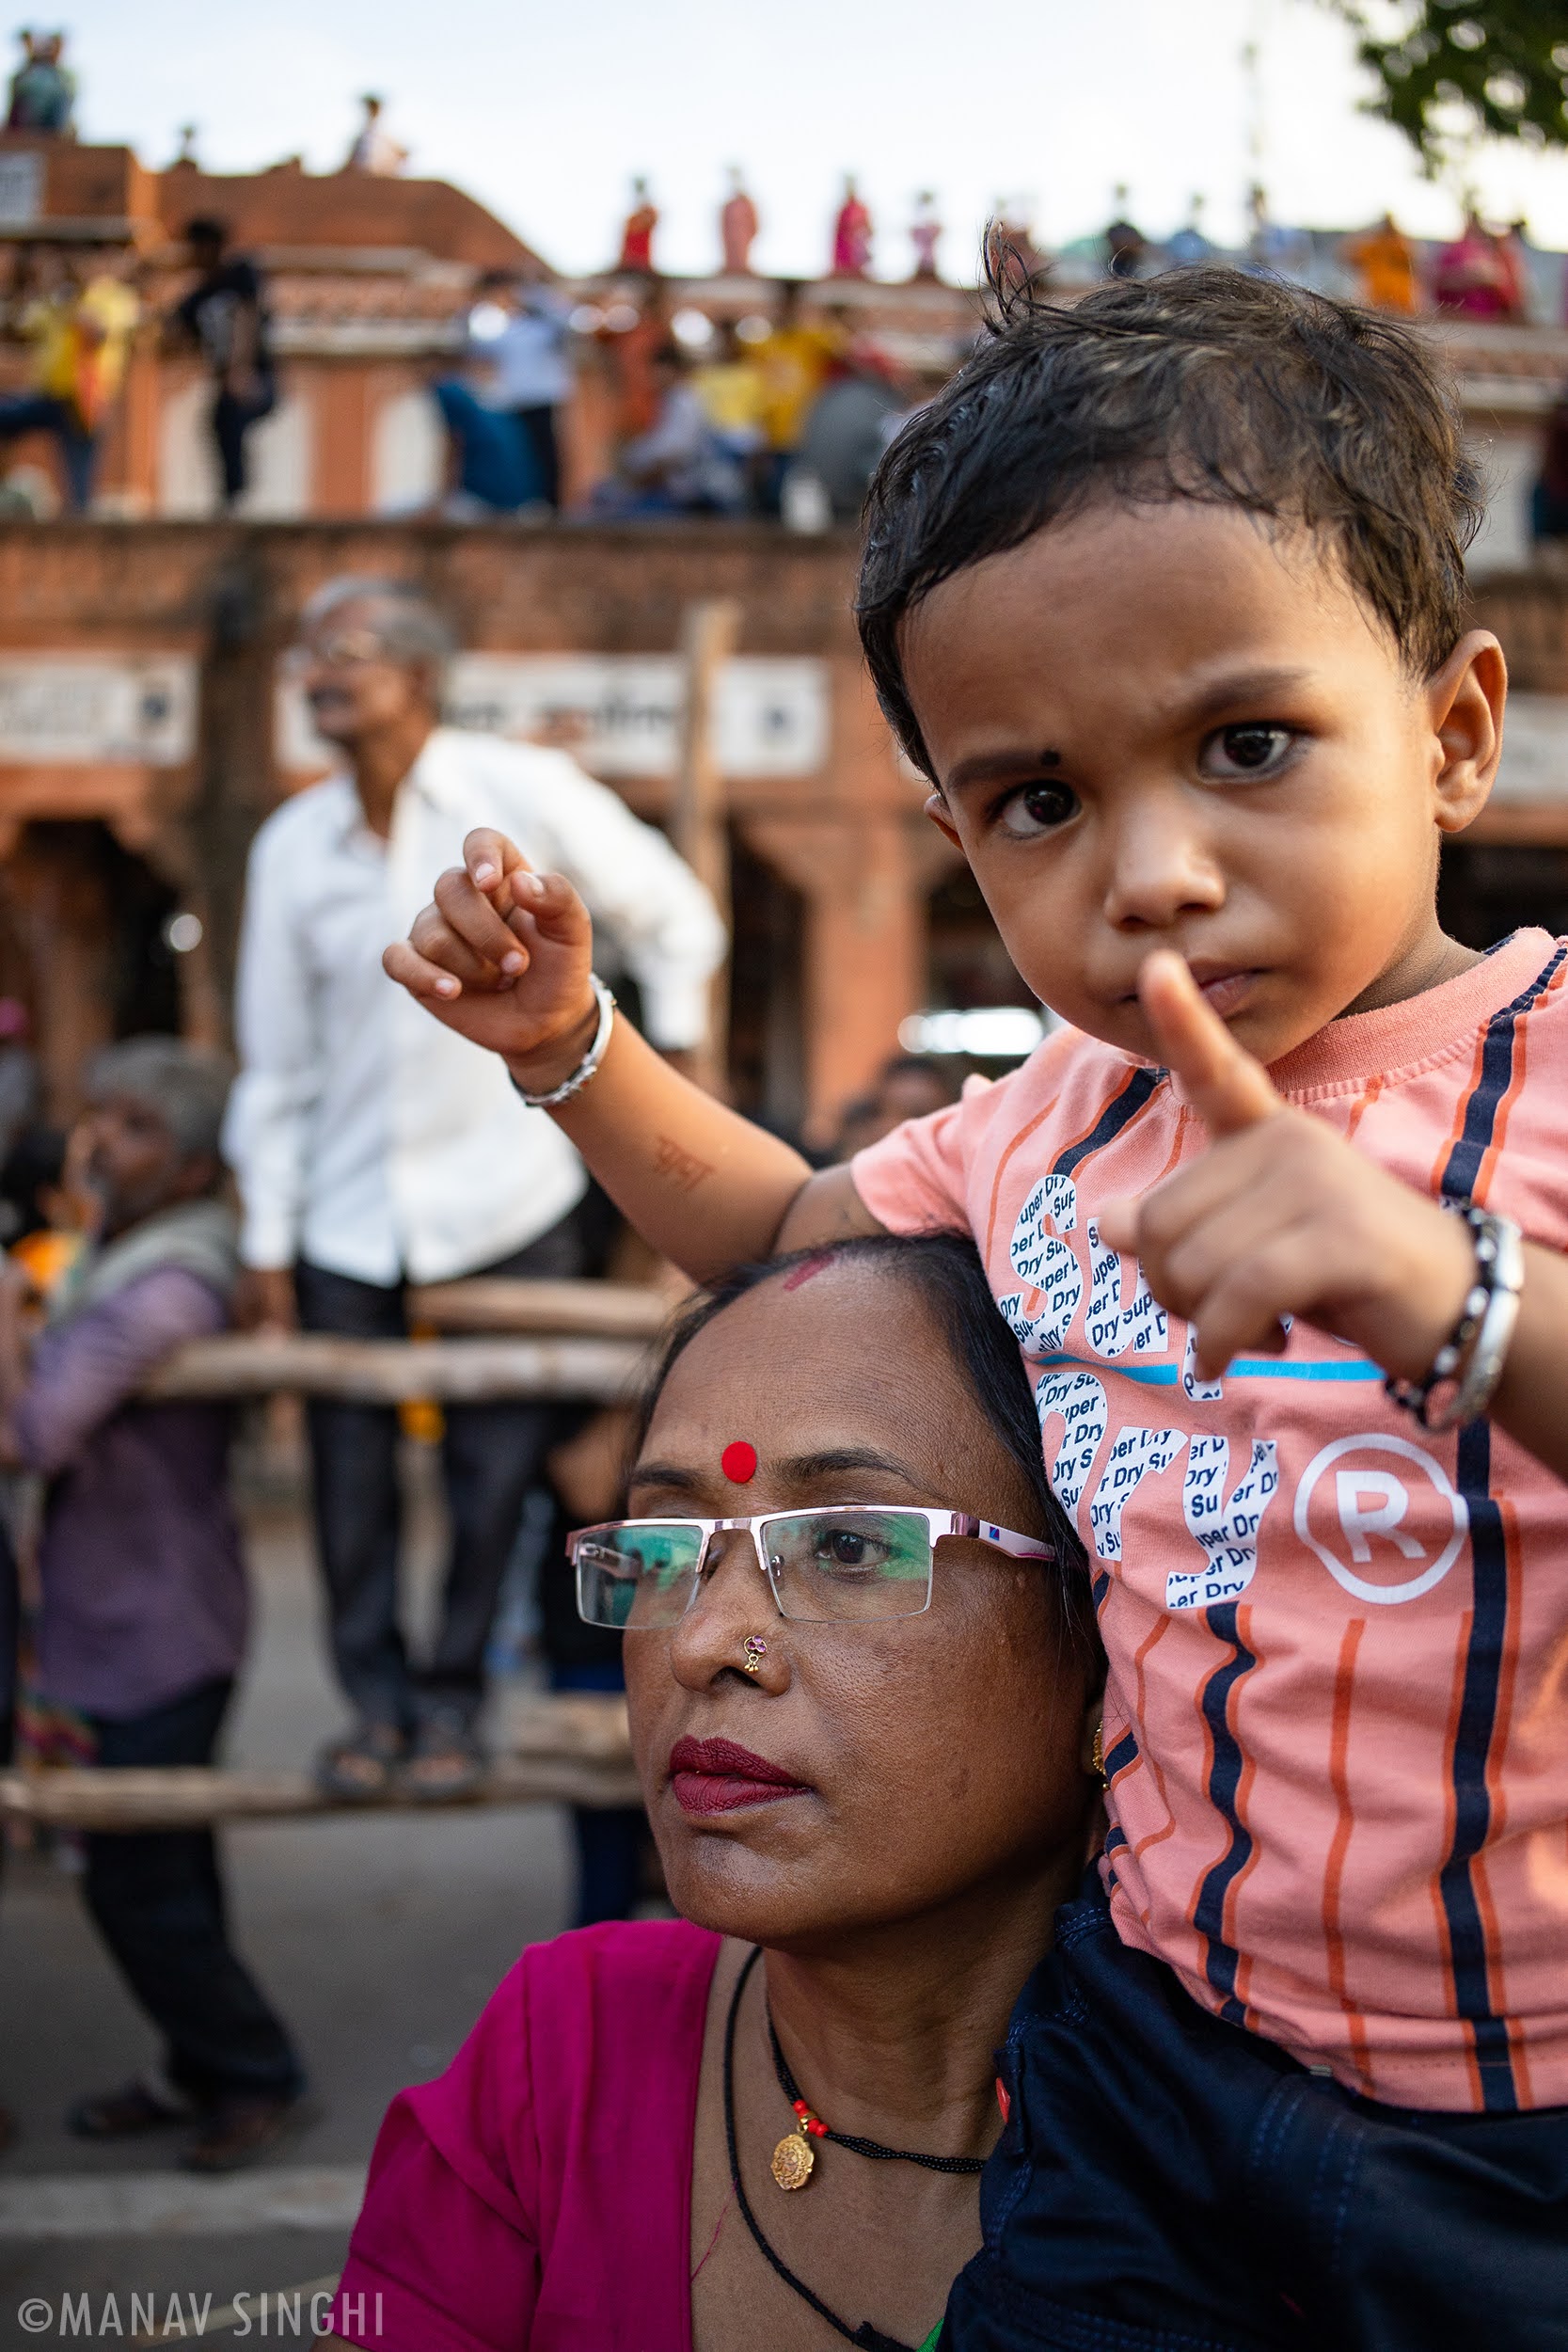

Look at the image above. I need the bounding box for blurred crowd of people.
[430,267,925,527]
[0,215,276,515]
[420,171,1568,531]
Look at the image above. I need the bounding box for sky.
[54,0,1568,278]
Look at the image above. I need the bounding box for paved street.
[0,1448,578,2345]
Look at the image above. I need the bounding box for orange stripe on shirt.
[981,1089,1063,1264]
[1323,1617,1372,2085]
[1341,1074,1383,1149]
[1128,1613,1180,1876]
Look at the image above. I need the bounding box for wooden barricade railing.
[2,1279,671,1833]
[141,1278,673,1406]
[0,1696,640,1830]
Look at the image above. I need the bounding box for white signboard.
[0,151,42,230]
[1493,691,1568,804]
[277,654,830,780]
[0,655,197,765]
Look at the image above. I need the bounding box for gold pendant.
[770,2122,816,2190]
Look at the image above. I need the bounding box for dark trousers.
[513,405,561,508]
[944,1879,1568,2352]
[85,1679,303,2104]
[211,373,277,505]
[294,1216,584,1731]
[0,391,96,509]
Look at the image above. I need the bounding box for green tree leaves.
[1332,3,1567,166]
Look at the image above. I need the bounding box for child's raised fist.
[382,828,599,1092]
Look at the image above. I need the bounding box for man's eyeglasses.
[286,629,389,673]
[568,1507,1054,1630]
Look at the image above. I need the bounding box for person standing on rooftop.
[165,218,275,510]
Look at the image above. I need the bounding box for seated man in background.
[0,1039,304,2169]
[593,342,745,516]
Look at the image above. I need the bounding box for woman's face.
[622,1260,1097,1948]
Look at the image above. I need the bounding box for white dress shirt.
[224,725,725,1285]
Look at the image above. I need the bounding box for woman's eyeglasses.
[568,1507,1054,1630]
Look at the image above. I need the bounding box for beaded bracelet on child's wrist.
[1384,1202,1524,1434]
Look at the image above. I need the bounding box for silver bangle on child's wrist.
[1385,1203,1524,1433]
[510,977,616,1110]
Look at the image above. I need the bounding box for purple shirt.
[13,1265,247,1721]
[332,1919,721,2351]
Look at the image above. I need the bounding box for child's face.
[901,501,1503,1068]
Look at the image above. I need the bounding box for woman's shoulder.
[386,1921,721,2245]
[428,1917,721,2153]
[336,1924,721,2349]
[513,1915,722,2046]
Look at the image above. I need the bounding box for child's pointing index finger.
[1097,952,1284,1256]
[1137,949,1282,1138]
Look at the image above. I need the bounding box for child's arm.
[382,830,886,1281]
[1097,953,1568,1484]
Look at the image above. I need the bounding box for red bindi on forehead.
[721,1440,758,1484]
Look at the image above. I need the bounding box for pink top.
[329,1919,721,2352]
[856,930,1568,2111]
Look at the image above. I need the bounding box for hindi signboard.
[0,655,197,765]
[277,654,830,780]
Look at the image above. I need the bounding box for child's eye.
[997,780,1079,837]
[1199,723,1297,780]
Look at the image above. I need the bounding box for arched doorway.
[0,819,183,1119]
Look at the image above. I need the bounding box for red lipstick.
[668,1735,811,1817]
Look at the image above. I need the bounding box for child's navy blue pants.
[943,1880,1568,2352]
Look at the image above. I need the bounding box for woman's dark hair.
[629,1231,1094,1659]
[857,262,1483,779]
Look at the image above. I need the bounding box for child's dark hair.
[857,264,1483,779]
[628,1231,1095,1661]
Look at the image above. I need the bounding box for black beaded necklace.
[721,1946,974,2352]
[767,2006,986,2181]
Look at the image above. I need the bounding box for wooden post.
[672,597,740,1095]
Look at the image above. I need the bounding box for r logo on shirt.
[1292,1435,1469,1605]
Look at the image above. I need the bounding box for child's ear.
[923,788,961,849]
[1425,630,1506,836]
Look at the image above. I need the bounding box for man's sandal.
[314,1720,407,1803]
[403,1710,486,1804]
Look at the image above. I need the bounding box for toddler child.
[386,268,1568,2347]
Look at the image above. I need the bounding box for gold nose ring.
[742,1635,768,1675]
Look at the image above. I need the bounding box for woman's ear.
[1425,630,1506,837]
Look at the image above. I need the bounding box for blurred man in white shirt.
[224,577,724,1798]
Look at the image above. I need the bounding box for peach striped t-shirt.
[855,929,1568,2113]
